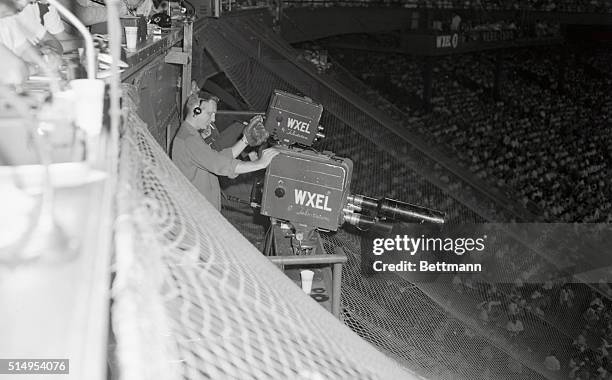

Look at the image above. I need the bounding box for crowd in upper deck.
[282,0,612,12]
[312,42,612,223]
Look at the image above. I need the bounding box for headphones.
[150,12,172,28]
[193,99,204,117]
[192,95,219,117]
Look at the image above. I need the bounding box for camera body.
[263,90,324,147]
[260,146,353,232]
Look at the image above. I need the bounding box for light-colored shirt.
[171,121,239,211]
[0,16,29,55]
[0,4,64,55]
[18,4,65,37]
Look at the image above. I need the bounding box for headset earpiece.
[193,99,203,117]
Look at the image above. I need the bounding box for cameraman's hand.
[235,147,280,174]
[243,114,269,146]
[257,147,280,169]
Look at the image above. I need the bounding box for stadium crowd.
[313,43,612,223]
[452,270,612,378]
[315,72,515,224]
[418,223,612,378]
[281,0,612,12]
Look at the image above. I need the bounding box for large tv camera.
[241,90,445,316]
[253,90,445,255]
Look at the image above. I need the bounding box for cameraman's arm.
[233,148,279,174]
[217,136,246,159]
[228,136,248,158]
[186,137,278,176]
[217,115,268,157]
[186,137,239,177]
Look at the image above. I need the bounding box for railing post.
[164,20,193,151]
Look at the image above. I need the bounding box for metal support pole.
[180,21,193,120]
[166,20,193,152]
[332,263,343,317]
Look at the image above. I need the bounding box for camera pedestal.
[264,221,346,318]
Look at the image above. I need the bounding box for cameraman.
[172,92,279,211]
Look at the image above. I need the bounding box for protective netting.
[192,13,611,380]
[113,86,420,380]
[321,232,557,380]
[219,199,568,380]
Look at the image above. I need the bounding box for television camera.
[253,90,445,256]
[228,90,445,316]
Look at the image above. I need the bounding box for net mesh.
[113,86,419,380]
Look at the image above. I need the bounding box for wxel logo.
[294,189,332,211]
[287,117,311,134]
[436,34,459,49]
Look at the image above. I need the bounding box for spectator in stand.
[544,352,561,371]
[450,13,461,31]
[561,286,575,308]
[506,317,524,337]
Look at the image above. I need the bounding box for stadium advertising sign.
[436,33,459,49]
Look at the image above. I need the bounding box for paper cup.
[125,26,138,50]
[300,269,314,294]
[69,79,105,136]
